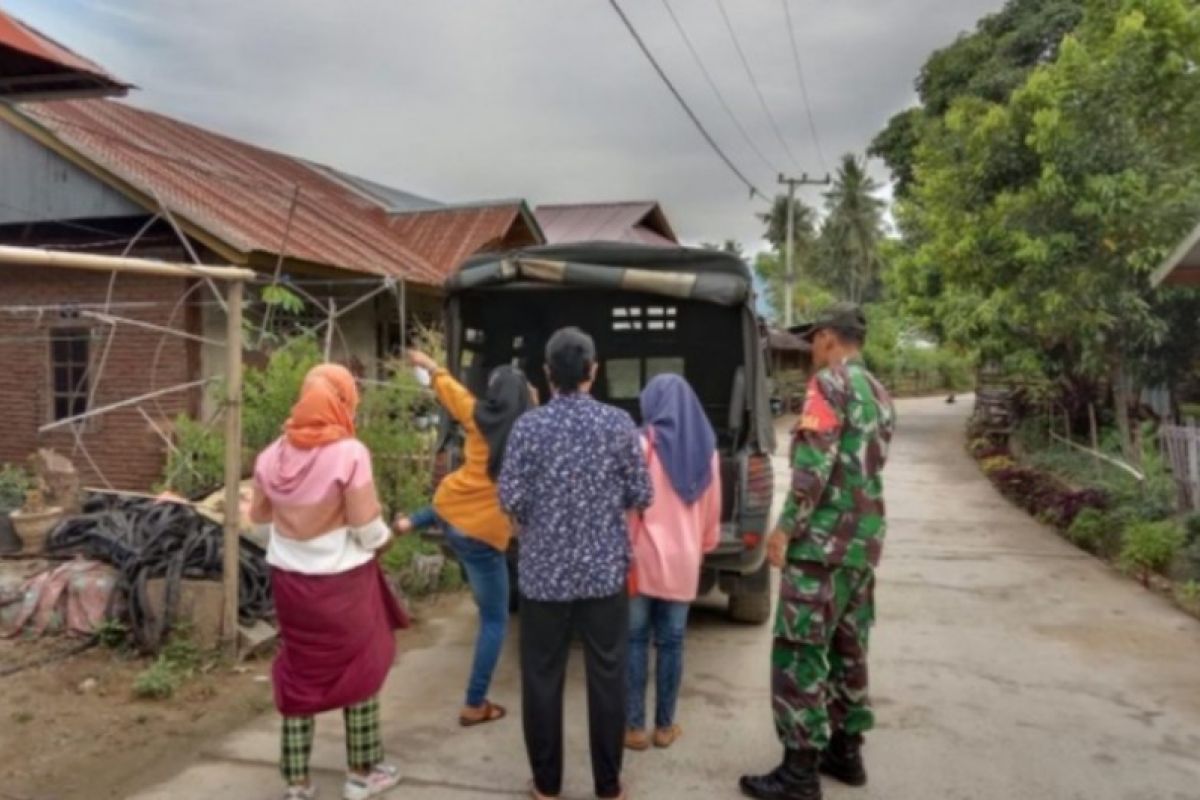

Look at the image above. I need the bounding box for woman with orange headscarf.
[250,364,407,800]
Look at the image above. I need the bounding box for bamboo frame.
[3,243,251,655]
[0,244,255,282]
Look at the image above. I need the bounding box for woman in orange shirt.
[396,350,533,727]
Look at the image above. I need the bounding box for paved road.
[131,396,1200,799]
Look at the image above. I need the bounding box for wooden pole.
[0,244,254,282]
[324,298,336,360]
[399,279,407,357]
[1088,402,1100,465]
[222,280,244,655]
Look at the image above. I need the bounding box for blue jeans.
[626,595,690,729]
[444,525,509,708]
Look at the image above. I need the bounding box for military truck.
[436,242,776,623]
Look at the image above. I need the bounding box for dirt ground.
[0,595,450,800]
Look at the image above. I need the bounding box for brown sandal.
[459,699,507,727]
[653,724,682,748]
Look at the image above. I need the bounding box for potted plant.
[9,481,63,554]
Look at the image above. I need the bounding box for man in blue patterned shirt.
[500,326,652,800]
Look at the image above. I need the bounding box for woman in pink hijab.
[250,364,407,800]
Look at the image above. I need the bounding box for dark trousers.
[520,591,628,799]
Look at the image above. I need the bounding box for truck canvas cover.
[445,242,775,454]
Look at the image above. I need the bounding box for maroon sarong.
[271,560,409,716]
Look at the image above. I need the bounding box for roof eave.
[0,102,246,265]
[1152,220,1200,287]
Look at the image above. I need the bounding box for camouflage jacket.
[778,357,895,569]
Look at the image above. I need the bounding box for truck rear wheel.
[727,561,772,624]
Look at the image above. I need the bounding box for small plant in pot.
[0,464,32,554]
[9,482,64,554]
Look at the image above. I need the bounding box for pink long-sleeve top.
[629,434,722,602]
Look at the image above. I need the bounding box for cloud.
[7,0,1004,247]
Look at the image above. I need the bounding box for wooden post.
[324,297,336,360]
[1088,403,1100,466]
[222,280,244,655]
[1189,420,1200,511]
[399,279,407,358]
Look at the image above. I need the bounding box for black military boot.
[739,748,822,800]
[820,731,867,787]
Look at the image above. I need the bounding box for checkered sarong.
[280,696,383,784]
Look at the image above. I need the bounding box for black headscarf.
[474,365,533,480]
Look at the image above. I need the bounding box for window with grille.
[51,328,91,421]
[612,305,677,332]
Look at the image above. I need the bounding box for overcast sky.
[8,0,1004,249]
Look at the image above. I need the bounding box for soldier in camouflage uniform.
[740,303,895,800]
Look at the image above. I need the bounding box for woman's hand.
[406,349,439,374]
[393,514,414,535]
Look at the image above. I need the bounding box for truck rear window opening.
[606,357,685,400]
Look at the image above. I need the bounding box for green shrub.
[357,369,433,518]
[132,658,180,700]
[241,337,323,456]
[1119,520,1185,587]
[159,416,224,498]
[95,619,128,650]
[1175,580,1200,611]
[1175,514,1200,583]
[1067,508,1124,558]
[0,464,31,513]
[132,629,204,700]
[1184,514,1200,544]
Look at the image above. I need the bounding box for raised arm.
[408,349,476,428]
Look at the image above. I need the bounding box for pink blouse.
[629,435,722,602]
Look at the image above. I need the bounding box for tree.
[870,0,1085,199]
[892,0,1200,457]
[700,239,746,260]
[757,195,818,255]
[754,250,834,324]
[814,154,887,304]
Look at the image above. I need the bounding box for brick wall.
[0,262,203,491]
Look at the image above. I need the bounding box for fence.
[1162,421,1200,512]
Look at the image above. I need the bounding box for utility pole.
[778,172,831,327]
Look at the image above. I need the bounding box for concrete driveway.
[129,396,1200,799]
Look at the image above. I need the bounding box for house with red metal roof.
[0,97,543,489]
[534,201,679,247]
[0,8,128,99]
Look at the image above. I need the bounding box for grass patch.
[132,629,209,701]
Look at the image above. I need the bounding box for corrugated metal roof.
[11,99,450,283]
[312,165,444,213]
[535,201,679,247]
[389,201,542,276]
[0,10,128,99]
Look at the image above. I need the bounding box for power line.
[780,0,828,172]
[660,0,780,179]
[606,0,766,201]
[713,0,802,172]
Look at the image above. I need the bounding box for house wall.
[0,263,201,491]
[0,123,143,224]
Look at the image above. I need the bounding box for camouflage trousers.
[771,561,875,751]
